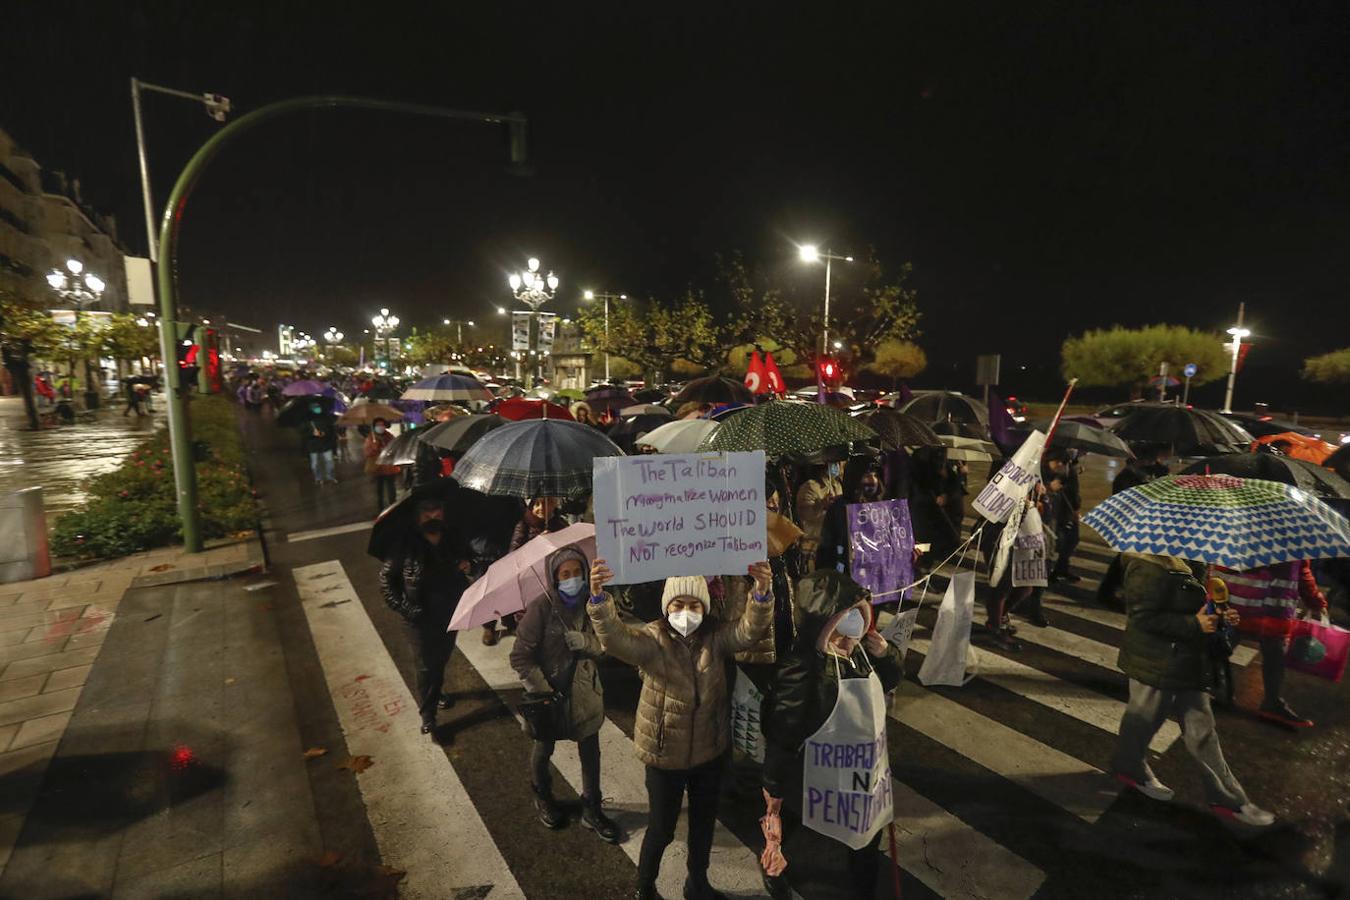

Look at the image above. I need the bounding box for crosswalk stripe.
[889,681,1119,824]
[455,625,783,900]
[286,520,372,543]
[906,632,1181,753]
[294,561,524,900]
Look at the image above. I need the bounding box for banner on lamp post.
[538,312,558,354]
[511,312,531,352]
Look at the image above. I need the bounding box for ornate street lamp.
[507,258,559,386]
[46,258,107,408]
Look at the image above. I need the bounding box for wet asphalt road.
[239,406,1350,899]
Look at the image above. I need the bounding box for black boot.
[581,795,621,843]
[532,783,565,829]
[633,883,662,900]
[683,876,728,900]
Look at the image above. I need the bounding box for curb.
[128,535,268,589]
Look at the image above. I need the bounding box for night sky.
[7,2,1350,408]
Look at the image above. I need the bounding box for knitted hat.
[661,575,711,610]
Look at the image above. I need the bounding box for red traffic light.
[820,360,836,379]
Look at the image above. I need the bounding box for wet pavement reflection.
[0,396,164,517]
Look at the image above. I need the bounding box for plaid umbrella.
[1109,404,1253,456]
[1179,454,1350,501]
[585,384,636,415]
[1082,474,1350,569]
[696,400,876,460]
[855,408,942,450]
[673,375,754,406]
[635,418,719,454]
[419,414,506,454]
[401,374,493,403]
[453,418,624,499]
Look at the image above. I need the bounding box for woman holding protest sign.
[757,569,904,899]
[816,456,888,573]
[588,558,774,900]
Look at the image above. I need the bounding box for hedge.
[50,395,258,559]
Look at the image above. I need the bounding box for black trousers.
[1052,517,1080,576]
[531,732,601,800]
[374,474,398,510]
[406,619,458,725]
[638,755,725,887]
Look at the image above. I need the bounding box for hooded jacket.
[1117,553,1209,691]
[588,584,773,770]
[510,547,605,740]
[760,570,903,799]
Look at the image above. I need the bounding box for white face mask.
[667,608,703,637]
[558,576,585,597]
[835,608,867,639]
[373,425,387,434]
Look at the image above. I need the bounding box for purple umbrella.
[282,379,326,397]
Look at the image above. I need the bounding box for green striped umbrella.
[696,400,876,460]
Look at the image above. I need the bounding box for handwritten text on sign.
[803,728,894,849]
[593,451,767,583]
[848,499,915,601]
[973,430,1046,523]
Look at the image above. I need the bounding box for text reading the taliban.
[593,451,767,583]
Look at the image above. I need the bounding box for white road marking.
[456,628,785,899]
[890,681,1119,824]
[295,561,524,900]
[286,521,372,543]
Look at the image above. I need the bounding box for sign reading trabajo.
[593,451,767,584]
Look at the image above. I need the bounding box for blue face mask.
[558,575,586,604]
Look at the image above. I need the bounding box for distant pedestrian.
[363,417,400,512]
[1045,449,1082,583]
[588,559,774,900]
[122,381,147,417]
[509,546,620,843]
[379,497,470,736]
[1111,552,1275,827]
[300,403,339,484]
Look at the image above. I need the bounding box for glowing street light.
[1221,302,1250,414]
[507,257,560,386]
[797,242,854,397]
[46,258,108,408]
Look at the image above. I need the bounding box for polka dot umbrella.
[695,399,876,460]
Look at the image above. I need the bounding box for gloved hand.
[563,631,587,652]
[759,789,787,877]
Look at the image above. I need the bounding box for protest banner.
[880,607,920,666]
[973,430,1046,523]
[802,679,894,850]
[592,451,767,584]
[847,499,915,601]
[1011,504,1048,587]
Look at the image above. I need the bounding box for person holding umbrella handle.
[588,559,773,900]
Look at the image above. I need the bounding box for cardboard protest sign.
[593,451,767,584]
[847,499,915,602]
[880,607,920,667]
[973,430,1046,523]
[1011,505,1048,587]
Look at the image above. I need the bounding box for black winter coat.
[379,532,469,626]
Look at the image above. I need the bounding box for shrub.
[50,395,257,559]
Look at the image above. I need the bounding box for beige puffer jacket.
[717,577,777,665]
[588,591,772,770]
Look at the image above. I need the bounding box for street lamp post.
[46,258,106,408]
[583,290,626,382]
[798,244,853,398]
[371,308,400,370]
[442,318,476,346]
[1221,302,1249,415]
[322,326,344,360]
[508,257,559,387]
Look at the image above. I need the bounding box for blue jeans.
[309,449,335,482]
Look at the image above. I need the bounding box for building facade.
[0,127,128,312]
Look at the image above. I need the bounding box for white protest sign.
[592,451,767,584]
[802,675,894,850]
[973,430,1046,524]
[881,607,920,667]
[1011,505,1048,587]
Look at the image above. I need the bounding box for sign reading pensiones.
[592,451,767,584]
[802,725,894,850]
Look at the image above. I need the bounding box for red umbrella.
[493,397,575,421]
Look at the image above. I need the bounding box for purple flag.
[847,499,916,603]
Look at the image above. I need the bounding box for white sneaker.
[1212,803,1275,827]
[1115,772,1175,802]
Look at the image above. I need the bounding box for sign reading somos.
[592,451,767,584]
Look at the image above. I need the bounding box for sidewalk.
[0,538,263,885]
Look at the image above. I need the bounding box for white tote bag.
[918,570,978,687]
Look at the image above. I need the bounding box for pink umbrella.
[448,523,596,631]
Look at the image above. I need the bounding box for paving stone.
[0,673,46,704]
[0,738,58,781]
[112,849,223,899]
[0,640,68,665]
[0,687,81,728]
[0,612,48,637]
[56,696,152,757]
[0,722,17,753]
[222,831,323,899]
[66,628,110,650]
[1,645,101,682]
[9,711,72,751]
[0,819,121,898]
[0,811,21,870]
[44,663,92,693]
[0,629,27,647]
[116,803,225,883]
[0,597,53,619]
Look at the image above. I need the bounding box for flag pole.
[1043,378,1079,446]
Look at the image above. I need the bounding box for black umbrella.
[632,388,667,404]
[275,395,334,428]
[607,413,673,453]
[931,420,988,441]
[673,375,754,406]
[366,478,522,561]
[584,384,636,415]
[1327,445,1350,482]
[419,414,507,454]
[1181,453,1350,500]
[361,381,402,401]
[1110,404,1253,456]
[377,427,428,466]
[1045,420,1134,458]
[898,392,989,429]
[453,418,625,499]
[855,408,942,450]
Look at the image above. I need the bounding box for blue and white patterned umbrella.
[1083,474,1350,569]
[452,418,624,499]
[401,374,493,403]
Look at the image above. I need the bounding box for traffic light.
[818,357,842,388]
